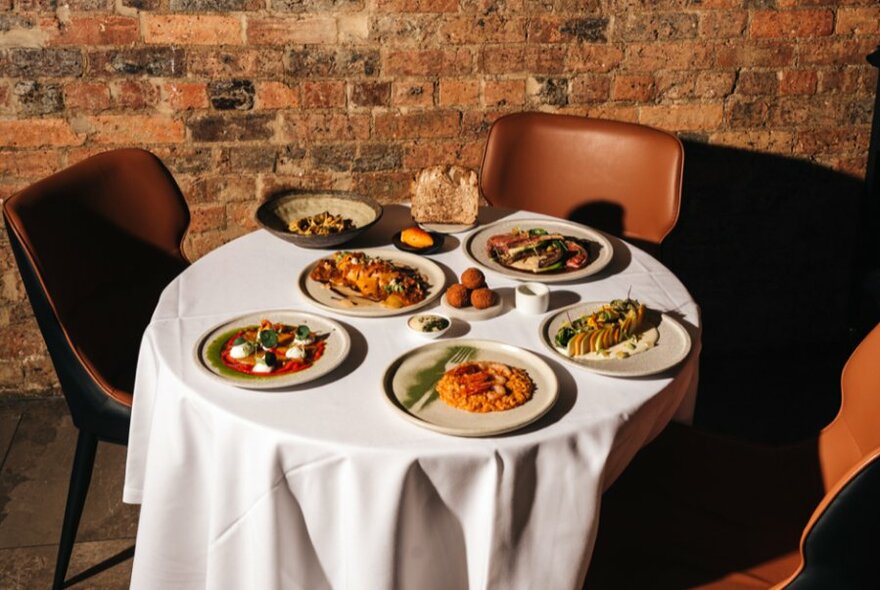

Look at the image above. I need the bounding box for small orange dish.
[392,227,445,254]
[401,226,434,249]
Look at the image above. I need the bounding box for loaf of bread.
[411,166,479,225]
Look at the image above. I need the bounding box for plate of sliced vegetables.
[539,299,691,377]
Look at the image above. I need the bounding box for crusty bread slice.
[411,165,479,225]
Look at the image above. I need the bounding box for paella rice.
[436,361,534,412]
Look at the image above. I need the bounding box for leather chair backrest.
[779,449,880,590]
[480,112,684,248]
[817,323,880,490]
[2,149,189,439]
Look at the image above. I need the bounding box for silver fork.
[411,346,475,412]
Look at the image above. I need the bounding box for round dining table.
[123,205,701,590]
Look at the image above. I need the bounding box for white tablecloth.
[124,206,701,590]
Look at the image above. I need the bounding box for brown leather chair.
[584,323,880,589]
[480,112,684,256]
[2,149,190,589]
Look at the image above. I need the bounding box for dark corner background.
[662,97,879,443]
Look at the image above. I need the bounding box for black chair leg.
[53,430,98,590]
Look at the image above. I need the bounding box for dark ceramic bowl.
[256,190,383,249]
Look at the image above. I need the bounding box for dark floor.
[0,397,136,589]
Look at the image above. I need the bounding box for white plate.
[418,221,477,234]
[440,294,505,320]
[539,302,692,377]
[464,218,613,283]
[383,339,558,437]
[194,310,350,389]
[297,248,446,317]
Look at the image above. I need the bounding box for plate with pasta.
[539,299,691,377]
[297,249,446,317]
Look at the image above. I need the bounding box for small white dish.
[516,282,550,314]
[407,313,452,339]
[441,294,504,320]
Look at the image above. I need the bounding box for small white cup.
[515,282,550,314]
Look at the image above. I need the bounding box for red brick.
[625,42,715,71]
[735,71,778,96]
[698,10,747,39]
[352,171,412,202]
[708,130,794,154]
[715,42,795,68]
[798,38,878,66]
[110,80,160,109]
[189,204,227,232]
[620,12,698,42]
[480,46,527,75]
[227,202,260,232]
[0,119,83,147]
[162,82,209,111]
[374,0,457,12]
[779,70,817,96]
[439,79,480,107]
[612,74,654,102]
[384,49,474,76]
[260,174,343,199]
[404,140,484,169]
[566,45,624,73]
[280,113,371,142]
[302,81,345,109]
[187,48,285,78]
[64,82,111,111]
[525,45,568,75]
[484,79,525,108]
[817,68,873,94]
[43,16,139,46]
[440,16,526,44]
[374,111,461,139]
[835,7,880,36]
[392,80,435,108]
[571,74,610,104]
[350,81,391,108]
[750,10,833,39]
[794,128,870,156]
[246,17,336,45]
[85,115,186,144]
[256,82,300,109]
[143,15,242,45]
[0,150,62,178]
[654,71,735,100]
[640,104,724,131]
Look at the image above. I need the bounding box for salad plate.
[382,339,558,437]
[297,248,446,317]
[464,218,613,283]
[539,301,691,377]
[194,310,350,389]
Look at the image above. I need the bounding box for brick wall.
[0,0,878,395]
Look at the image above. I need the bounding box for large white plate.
[464,218,613,283]
[539,302,692,377]
[297,248,446,317]
[383,339,558,437]
[194,310,350,389]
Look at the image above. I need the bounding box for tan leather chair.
[480,112,684,255]
[2,149,190,589]
[584,323,880,589]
